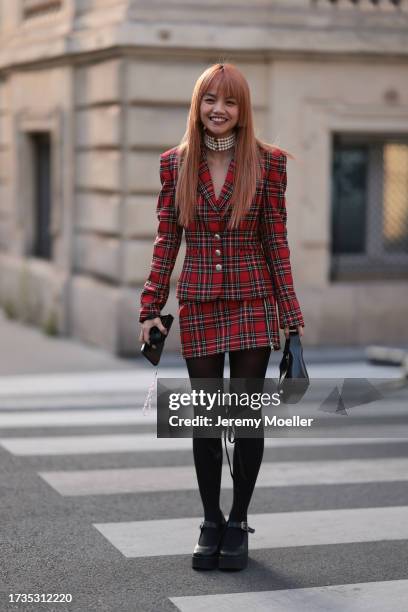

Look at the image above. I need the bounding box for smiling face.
[200,85,239,139]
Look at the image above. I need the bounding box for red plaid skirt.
[178,296,281,359]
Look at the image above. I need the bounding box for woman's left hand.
[284,325,304,339]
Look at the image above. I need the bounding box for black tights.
[185,347,270,523]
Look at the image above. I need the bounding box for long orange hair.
[174,62,293,230]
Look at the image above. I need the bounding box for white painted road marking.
[0,408,155,427]
[169,580,408,612]
[2,434,407,456]
[93,506,408,558]
[39,457,408,496]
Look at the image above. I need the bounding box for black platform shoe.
[192,516,227,570]
[218,520,255,570]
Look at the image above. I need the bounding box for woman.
[139,63,304,571]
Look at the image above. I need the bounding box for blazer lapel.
[198,144,235,216]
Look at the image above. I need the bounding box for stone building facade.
[0,0,407,355]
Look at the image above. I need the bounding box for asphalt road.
[0,361,408,612]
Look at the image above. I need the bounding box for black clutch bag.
[141,314,174,366]
[278,331,310,404]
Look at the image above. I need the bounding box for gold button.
[215,249,221,256]
[215,263,222,271]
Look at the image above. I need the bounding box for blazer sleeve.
[259,152,305,330]
[139,152,183,323]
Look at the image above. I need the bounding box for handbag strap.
[143,366,158,415]
[223,403,248,483]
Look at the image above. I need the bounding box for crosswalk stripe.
[0,365,400,398]
[0,394,145,410]
[0,433,191,455]
[169,579,408,612]
[0,403,406,425]
[93,506,408,558]
[39,457,408,496]
[1,434,407,456]
[0,369,185,397]
[0,408,156,427]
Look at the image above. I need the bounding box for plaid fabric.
[139,143,305,331]
[178,297,280,359]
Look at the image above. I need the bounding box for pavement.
[1,309,408,611]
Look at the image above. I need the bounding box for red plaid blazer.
[139,143,304,330]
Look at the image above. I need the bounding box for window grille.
[331,134,408,281]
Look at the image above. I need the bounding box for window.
[30,132,52,260]
[330,134,408,281]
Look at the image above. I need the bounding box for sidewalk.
[0,309,132,376]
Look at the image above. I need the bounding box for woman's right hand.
[139,317,168,348]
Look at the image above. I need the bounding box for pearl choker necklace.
[204,131,236,151]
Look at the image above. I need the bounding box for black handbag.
[278,331,310,404]
[141,314,174,414]
[141,314,174,366]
